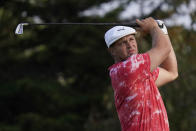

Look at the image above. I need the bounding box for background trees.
[0,0,195,130]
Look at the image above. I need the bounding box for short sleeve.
[140,53,159,81]
[141,53,151,72]
[151,67,160,81]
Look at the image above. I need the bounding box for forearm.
[160,35,178,78]
[148,27,171,71]
[151,27,171,52]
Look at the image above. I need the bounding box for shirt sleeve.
[142,53,160,81]
[141,53,151,72]
[151,67,160,81]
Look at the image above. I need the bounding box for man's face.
[109,34,138,62]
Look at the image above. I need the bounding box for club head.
[15,23,29,35]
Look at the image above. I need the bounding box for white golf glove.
[156,20,168,35]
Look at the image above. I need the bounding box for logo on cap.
[117,27,125,31]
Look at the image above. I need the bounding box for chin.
[128,53,134,57]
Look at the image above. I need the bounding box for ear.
[108,47,115,57]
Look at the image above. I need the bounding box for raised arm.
[136,17,171,72]
[155,35,178,87]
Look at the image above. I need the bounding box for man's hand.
[136,17,159,35]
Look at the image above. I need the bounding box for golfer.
[104,17,178,131]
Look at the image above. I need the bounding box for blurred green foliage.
[0,0,196,130]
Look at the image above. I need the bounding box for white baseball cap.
[104,26,137,48]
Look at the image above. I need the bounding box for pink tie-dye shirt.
[108,53,169,131]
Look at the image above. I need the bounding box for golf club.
[15,21,164,35]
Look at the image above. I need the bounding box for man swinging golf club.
[104,17,178,131]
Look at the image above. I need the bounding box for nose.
[126,41,133,49]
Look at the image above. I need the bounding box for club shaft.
[28,22,163,28]
[28,22,140,27]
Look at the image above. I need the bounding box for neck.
[114,57,124,63]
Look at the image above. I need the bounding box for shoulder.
[108,53,150,70]
[128,53,150,65]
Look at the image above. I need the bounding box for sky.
[82,0,196,30]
